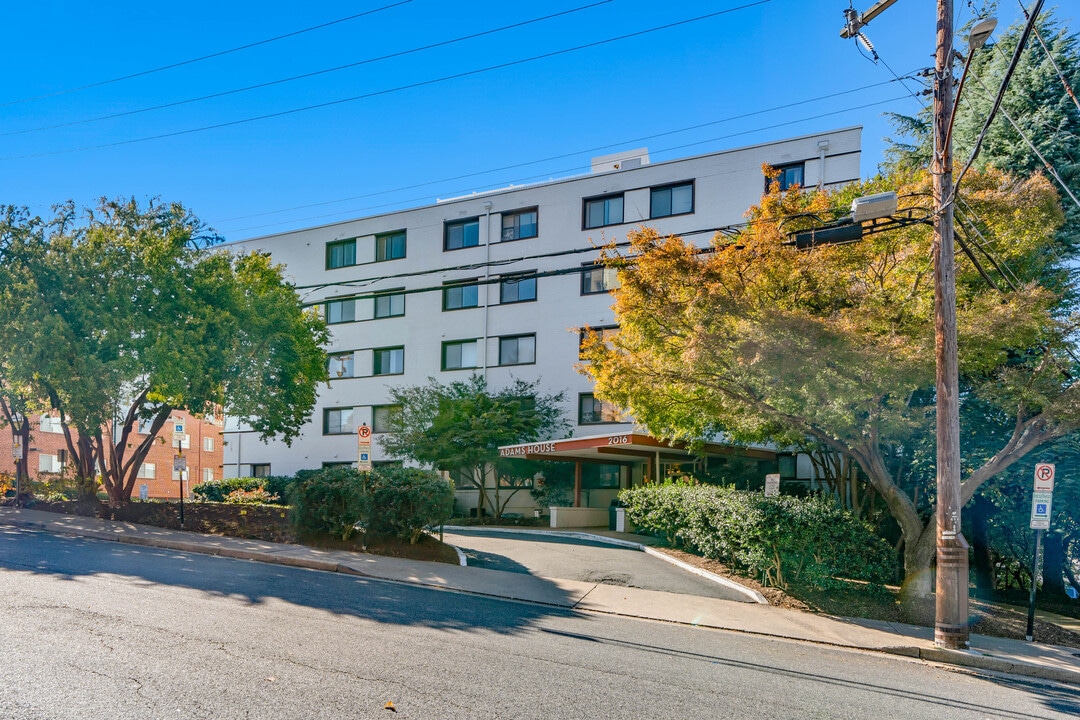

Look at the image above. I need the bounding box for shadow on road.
[0,526,580,636]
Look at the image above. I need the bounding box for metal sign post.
[173,426,187,527]
[1026,463,1055,641]
[357,424,372,472]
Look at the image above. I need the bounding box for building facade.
[0,410,224,500]
[222,128,861,512]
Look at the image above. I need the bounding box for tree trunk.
[970,495,995,597]
[899,522,938,612]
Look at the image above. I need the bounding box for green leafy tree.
[379,376,567,517]
[0,199,329,506]
[582,166,1079,606]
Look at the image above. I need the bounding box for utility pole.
[841,0,969,649]
[931,0,969,651]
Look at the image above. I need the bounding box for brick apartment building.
[0,410,224,500]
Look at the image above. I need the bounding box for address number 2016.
[607,435,630,445]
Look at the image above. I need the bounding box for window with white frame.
[138,463,156,479]
[202,468,214,482]
[203,436,215,452]
[39,415,63,433]
[498,334,536,366]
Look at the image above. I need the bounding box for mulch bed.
[11,499,459,565]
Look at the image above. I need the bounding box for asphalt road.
[1,526,1077,720]
[443,529,752,601]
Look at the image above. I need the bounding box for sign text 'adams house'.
[499,442,557,457]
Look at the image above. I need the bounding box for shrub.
[193,476,292,505]
[223,486,281,505]
[288,467,369,541]
[366,467,455,544]
[620,483,895,590]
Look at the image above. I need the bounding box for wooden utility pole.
[932,0,969,650]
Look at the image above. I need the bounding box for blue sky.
[0,0,1050,240]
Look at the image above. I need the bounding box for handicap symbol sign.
[1036,503,1048,515]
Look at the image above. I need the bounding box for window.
[329,352,354,379]
[579,325,619,359]
[203,436,215,452]
[323,407,355,435]
[372,405,400,433]
[376,230,406,261]
[445,217,480,250]
[769,162,805,192]
[138,463,156,479]
[442,339,478,370]
[326,298,356,324]
[326,239,356,269]
[443,280,480,310]
[137,418,154,434]
[39,415,63,433]
[650,182,694,218]
[250,463,271,478]
[499,273,536,304]
[581,264,620,295]
[579,393,620,424]
[373,346,404,375]
[498,334,535,366]
[582,463,621,489]
[202,468,214,483]
[501,208,538,241]
[583,193,624,229]
[373,291,405,319]
[322,461,355,469]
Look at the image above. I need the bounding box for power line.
[0,1,770,162]
[0,1,616,138]
[0,1,413,108]
[1015,0,1080,112]
[222,94,910,236]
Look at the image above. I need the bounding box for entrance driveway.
[443,529,754,602]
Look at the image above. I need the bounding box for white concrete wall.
[223,128,862,484]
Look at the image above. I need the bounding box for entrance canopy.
[498,432,775,478]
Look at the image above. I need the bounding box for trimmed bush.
[366,467,455,544]
[621,483,895,590]
[288,467,369,541]
[192,476,292,505]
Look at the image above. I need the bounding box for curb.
[441,525,768,604]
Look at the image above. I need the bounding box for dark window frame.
[578,393,621,425]
[375,230,407,262]
[444,217,481,251]
[498,334,536,367]
[767,162,806,192]
[373,346,405,376]
[649,181,695,219]
[578,325,619,359]
[442,279,481,311]
[499,272,537,305]
[373,289,406,319]
[250,463,272,478]
[500,207,539,241]
[325,298,357,324]
[371,404,400,434]
[325,238,357,270]
[582,193,625,230]
[322,407,355,435]
[441,339,480,371]
[580,263,619,295]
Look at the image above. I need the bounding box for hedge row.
[192,476,293,504]
[620,482,896,590]
[289,466,454,544]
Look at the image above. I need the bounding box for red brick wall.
[0,410,224,500]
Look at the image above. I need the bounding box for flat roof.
[497,432,776,464]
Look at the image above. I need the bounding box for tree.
[379,375,567,517]
[885,6,1080,250]
[0,199,329,506]
[581,166,1079,606]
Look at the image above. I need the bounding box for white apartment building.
[223,127,862,513]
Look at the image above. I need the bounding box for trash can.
[608,498,624,531]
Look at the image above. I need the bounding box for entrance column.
[574,461,582,507]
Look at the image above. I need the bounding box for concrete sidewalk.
[2,506,1078,686]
